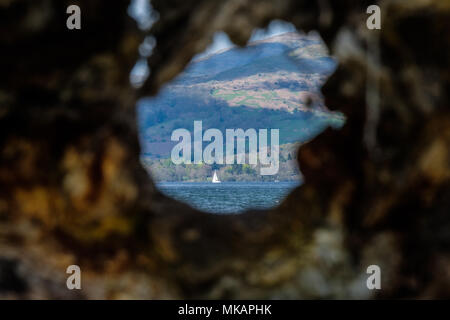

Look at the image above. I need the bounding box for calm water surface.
[157,181,300,213]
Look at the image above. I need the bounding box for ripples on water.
[157,181,300,214]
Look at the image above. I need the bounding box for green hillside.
[137,32,344,181]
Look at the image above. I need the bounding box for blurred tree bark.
[0,0,449,298]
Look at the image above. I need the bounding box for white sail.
[212,170,221,183]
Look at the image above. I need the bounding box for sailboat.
[212,170,221,183]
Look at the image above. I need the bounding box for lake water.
[157,181,300,213]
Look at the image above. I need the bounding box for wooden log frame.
[0,0,449,299]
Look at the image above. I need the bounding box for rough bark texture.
[0,0,449,299]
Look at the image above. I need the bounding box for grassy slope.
[138,33,344,163]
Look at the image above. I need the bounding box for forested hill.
[138,32,344,159]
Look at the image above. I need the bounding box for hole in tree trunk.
[134,18,345,213]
